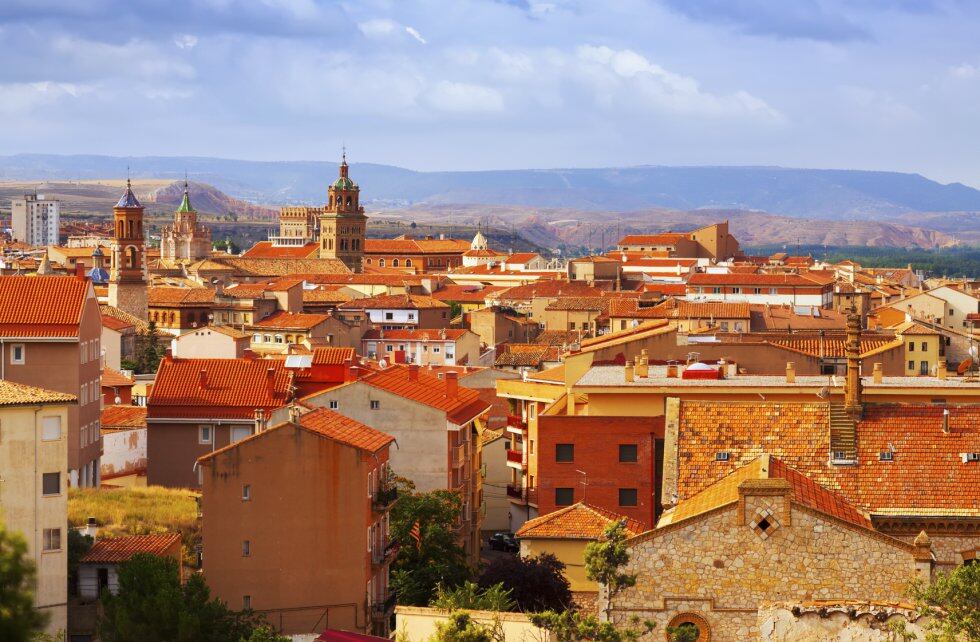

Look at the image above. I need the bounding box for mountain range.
[1,154,978,249]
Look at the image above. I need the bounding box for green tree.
[390,489,472,606]
[529,611,653,642]
[239,625,289,642]
[910,562,980,642]
[134,321,166,375]
[477,553,571,612]
[432,612,502,642]
[584,521,637,620]
[99,553,263,642]
[430,582,515,613]
[0,524,49,641]
[665,623,698,642]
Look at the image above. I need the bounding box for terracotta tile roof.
[578,319,674,351]
[219,283,270,299]
[362,328,470,341]
[359,364,490,424]
[673,300,750,319]
[545,296,609,312]
[767,336,899,358]
[502,253,542,264]
[677,400,980,516]
[213,257,351,277]
[102,367,135,388]
[463,249,506,258]
[530,330,586,346]
[147,287,215,307]
[516,502,646,540]
[303,287,354,304]
[660,454,872,530]
[365,238,470,254]
[296,407,395,452]
[100,315,133,332]
[148,357,292,419]
[101,405,147,429]
[748,304,846,331]
[891,321,941,336]
[80,533,181,563]
[250,311,331,330]
[241,241,319,259]
[498,281,602,301]
[688,273,830,287]
[312,346,356,365]
[0,380,75,406]
[527,364,566,383]
[100,304,151,335]
[495,344,561,368]
[339,293,448,310]
[187,325,251,340]
[431,285,504,303]
[640,283,687,295]
[0,275,91,338]
[618,233,687,246]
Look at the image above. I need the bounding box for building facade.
[107,180,148,320]
[159,182,212,262]
[11,192,60,246]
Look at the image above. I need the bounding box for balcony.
[371,592,397,620]
[505,414,527,434]
[452,443,468,469]
[506,449,524,468]
[506,483,523,499]
[372,486,398,512]
[372,539,399,567]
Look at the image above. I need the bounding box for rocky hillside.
[146,181,276,219]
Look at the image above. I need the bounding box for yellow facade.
[519,538,597,591]
[0,399,71,635]
[900,331,941,376]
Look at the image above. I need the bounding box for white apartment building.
[12,193,61,246]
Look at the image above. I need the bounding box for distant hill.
[2,154,980,220]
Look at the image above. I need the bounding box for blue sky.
[1,0,979,185]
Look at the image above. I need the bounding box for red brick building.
[146,355,293,488]
[363,236,470,273]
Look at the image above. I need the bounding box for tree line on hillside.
[744,244,980,279]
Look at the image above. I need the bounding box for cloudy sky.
[1,0,979,184]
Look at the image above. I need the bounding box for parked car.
[487,532,518,553]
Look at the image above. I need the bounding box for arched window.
[392,259,400,267]
[379,259,386,267]
[366,258,373,265]
[127,246,138,268]
[346,196,352,206]
[666,613,710,641]
[405,259,412,267]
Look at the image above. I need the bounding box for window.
[243,596,251,610]
[253,334,262,343]
[712,287,722,294]
[274,334,284,344]
[618,488,638,506]
[230,426,252,443]
[329,400,339,409]
[385,312,394,320]
[908,360,915,371]
[769,287,778,295]
[263,334,272,343]
[555,443,574,462]
[920,361,929,375]
[242,484,251,501]
[42,472,60,496]
[385,345,393,352]
[199,425,213,444]
[921,341,928,352]
[753,287,763,294]
[555,488,574,506]
[43,528,61,551]
[41,416,62,441]
[370,400,380,410]
[10,343,24,364]
[619,444,638,463]
[242,540,251,556]
[731,287,741,294]
[908,342,915,351]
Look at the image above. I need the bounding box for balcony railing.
[452,443,468,469]
[506,449,523,464]
[506,414,527,432]
[506,483,523,499]
[372,486,398,511]
[372,539,399,566]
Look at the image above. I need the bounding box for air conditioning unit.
[879,451,894,462]
[715,452,730,462]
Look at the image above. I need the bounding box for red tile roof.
[503,252,542,264]
[102,367,135,388]
[241,241,320,259]
[618,233,687,246]
[431,285,504,303]
[312,346,357,365]
[296,407,394,452]
[101,405,148,429]
[80,533,181,563]
[101,315,134,332]
[365,238,470,254]
[516,502,645,539]
[250,311,331,330]
[498,281,602,301]
[544,296,609,312]
[339,293,448,310]
[0,275,91,338]
[688,273,829,287]
[360,364,490,425]
[147,287,215,307]
[219,283,270,299]
[362,328,470,341]
[148,357,292,419]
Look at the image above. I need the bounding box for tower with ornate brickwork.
[318,151,366,272]
[160,181,212,262]
[107,179,148,320]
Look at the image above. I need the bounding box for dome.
[116,179,142,208]
[471,229,488,250]
[87,266,110,285]
[332,176,357,191]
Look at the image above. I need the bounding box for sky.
[1,0,979,185]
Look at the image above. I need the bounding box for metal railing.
[506,483,523,499]
[372,486,398,511]
[506,449,523,464]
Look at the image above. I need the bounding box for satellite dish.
[957,358,973,376]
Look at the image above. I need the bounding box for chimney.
[912,530,934,583]
[408,364,419,381]
[637,349,649,377]
[343,358,355,382]
[785,362,796,384]
[199,369,208,388]
[84,516,99,539]
[844,306,863,419]
[287,404,302,424]
[625,362,635,383]
[445,371,458,398]
[266,367,275,391]
[872,362,883,384]
[242,349,256,360]
[254,408,266,431]
[666,363,678,378]
[938,360,947,380]
[74,261,87,279]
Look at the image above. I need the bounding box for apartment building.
[338,294,451,329]
[297,364,491,562]
[147,287,215,335]
[361,328,482,366]
[11,192,60,246]
[146,355,293,489]
[686,273,834,308]
[199,408,396,636]
[0,380,74,634]
[0,275,103,486]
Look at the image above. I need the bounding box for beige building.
[172,325,250,359]
[0,380,75,635]
[361,328,482,366]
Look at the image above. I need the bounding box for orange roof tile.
[431,285,504,303]
[148,357,292,419]
[0,275,91,338]
[498,281,602,301]
[0,380,75,406]
[618,233,687,246]
[544,296,609,312]
[362,328,470,341]
[339,293,448,310]
[102,367,135,388]
[360,364,490,424]
[241,241,320,259]
[767,336,898,358]
[147,287,215,307]
[312,346,356,365]
[516,502,646,539]
[250,311,331,330]
[101,315,134,332]
[365,238,470,254]
[495,344,561,368]
[80,533,181,563]
[101,405,147,429]
[502,252,542,264]
[688,273,829,287]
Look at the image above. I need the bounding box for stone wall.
[892,532,977,574]
[758,604,929,642]
[609,501,920,641]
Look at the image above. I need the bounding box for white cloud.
[405,26,427,45]
[174,34,199,50]
[426,81,504,113]
[949,62,977,79]
[358,19,426,45]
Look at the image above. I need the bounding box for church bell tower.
[107,178,148,320]
[318,151,367,272]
